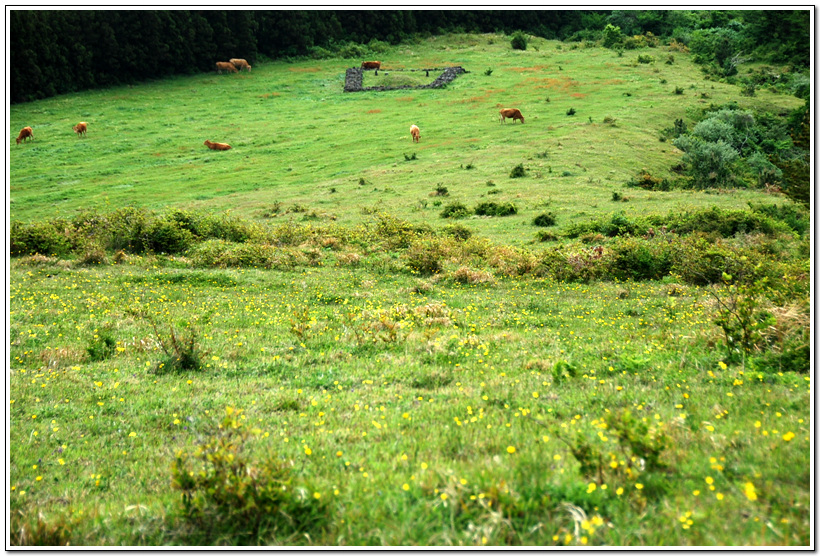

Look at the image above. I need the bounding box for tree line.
[10,9,810,104]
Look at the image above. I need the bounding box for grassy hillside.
[9,33,801,245]
[8,33,810,547]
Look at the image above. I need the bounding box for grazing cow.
[16,126,33,144]
[499,108,525,124]
[73,121,88,137]
[230,58,252,72]
[410,124,421,143]
[361,61,381,70]
[216,61,238,74]
[204,140,232,151]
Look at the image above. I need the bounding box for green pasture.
[8,33,811,547]
[9,33,801,245]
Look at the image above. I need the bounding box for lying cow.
[410,124,420,143]
[499,108,525,124]
[216,61,238,74]
[204,140,232,151]
[230,58,251,72]
[73,121,88,137]
[361,61,381,70]
[16,126,33,144]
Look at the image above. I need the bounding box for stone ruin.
[344,66,467,92]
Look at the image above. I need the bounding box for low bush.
[440,202,470,219]
[442,222,472,241]
[510,31,528,50]
[608,237,673,281]
[532,212,557,227]
[509,163,527,178]
[10,219,73,257]
[171,407,329,544]
[474,201,517,217]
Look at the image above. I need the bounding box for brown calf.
[216,61,238,74]
[499,108,525,124]
[230,58,251,72]
[410,124,420,143]
[16,126,33,144]
[73,122,88,137]
[361,61,381,70]
[204,140,232,151]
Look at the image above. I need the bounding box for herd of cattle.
[13,59,525,150]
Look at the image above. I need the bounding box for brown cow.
[410,124,420,143]
[73,121,88,137]
[16,126,33,144]
[361,61,381,70]
[499,108,525,124]
[230,58,252,72]
[204,140,232,151]
[216,61,238,74]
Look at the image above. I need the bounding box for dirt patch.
[367,109,382,114]
[509,65,552,72]
[259,92,282,99]
[288,67,322,73]
[571,93,587,98]
[523,76,580,91]
[395,96,416,102]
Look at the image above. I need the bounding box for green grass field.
[8,33,811,547]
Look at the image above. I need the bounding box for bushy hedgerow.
[10,219,74,257]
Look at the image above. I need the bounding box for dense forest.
[9,9,811,104]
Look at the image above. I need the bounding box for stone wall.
[344,66,467,92]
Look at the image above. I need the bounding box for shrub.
[86,326,117,362]
[10,219,73,257]
[566,107,576,116]
[440,202,470,219]
[636,54,655,64]
[608,237,673,281]
[442,223,472,241]
[601,24,624,48]
[452,267,494,285]
[142,219,196,254]
[510,31,528,50]
[532,212,557,227]
[405,237,449,275]
[78,242,108,266]
[171,407,329,544]
[509,163,527,178]
[432,184,449,196]
[474,201,517,217]
[626,170,671,191]
[672,136,739,188]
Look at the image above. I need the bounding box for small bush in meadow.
[452,266,494,285]
[440,201,470,219]
[608,236,673,281]
[86,326,117,362]
[566,107,576,116]
[432,184,449,196]
[637,54,654,64]
[171,407,329,544]
[509,163,527,178]
[510,31,528,50]
[442,222,472,241]
[79,242,108,265]
[532,212,556,227]
[474,201,517,217]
